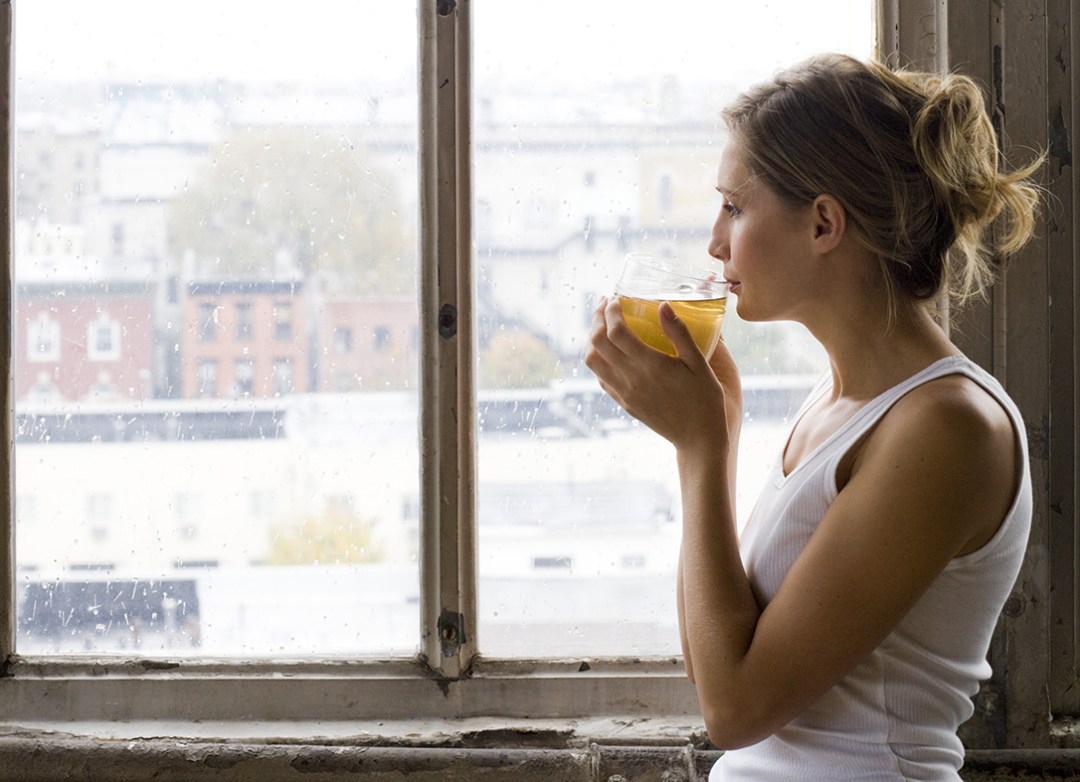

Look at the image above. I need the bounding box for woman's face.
[708,143,818,323]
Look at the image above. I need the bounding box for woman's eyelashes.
[716,188,742,218]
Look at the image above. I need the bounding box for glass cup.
[613,253,730,359]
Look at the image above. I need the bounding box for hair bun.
[910,74,1001,228]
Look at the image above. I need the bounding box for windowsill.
[4,662,1080,780]
[6,723,1080,782]
[0,715,708,747]
[0,656,699,720]
[0,717,719,781]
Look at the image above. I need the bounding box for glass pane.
[14,2,420,657]
[474,1,873,657]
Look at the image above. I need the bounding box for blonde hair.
[722,53,1042,322]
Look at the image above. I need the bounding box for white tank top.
[710,355,1032,781]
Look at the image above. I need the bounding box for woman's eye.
[723,202,741,217]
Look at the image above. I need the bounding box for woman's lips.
[725,279,741,294]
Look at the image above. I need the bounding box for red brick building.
[315,296,418,392]
[15,280,156,403]
[181,280,309,399]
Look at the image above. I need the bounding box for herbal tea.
[617,295,727,358]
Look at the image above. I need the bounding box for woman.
[585,54,1042,781]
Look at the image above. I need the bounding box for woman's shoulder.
[855,368,1019,553]
[889,367,1015,445]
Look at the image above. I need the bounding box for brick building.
[181,280,309,399]
[15,280,156,403]
[316,296,417,393]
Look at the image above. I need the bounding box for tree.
[167,127,414,295]
[479,328,563,389]
[265,504,383,566]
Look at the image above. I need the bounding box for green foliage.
[266,505,383,566]
[167,127,414,295]
[479,329,563,389]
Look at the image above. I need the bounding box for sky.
[13,0,875,88]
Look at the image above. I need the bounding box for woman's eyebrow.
[715,178,755,198]
[717,172,760,196]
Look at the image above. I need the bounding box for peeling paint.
[1049,102,1072,176]
[1026,414,1050,461]
[992,44,1005,155]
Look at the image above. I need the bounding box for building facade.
[15,279,155,404]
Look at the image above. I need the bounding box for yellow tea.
[617,295,727,358]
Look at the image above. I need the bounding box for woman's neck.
[807,297,959,402]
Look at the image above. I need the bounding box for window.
[174,492,203,541]
[6,0,870,683]
[26,311,60,362]
[333,326,353,355]
[196,359,218,398]
[271,358,292,396]
[11,0,1068,763]
[110,222,124,257]
[86,311,120,361]
[233,358,254,397]
[197,303,218,342]
[272,301,292,341]
[85,493,112,543]
[235,302,253,341]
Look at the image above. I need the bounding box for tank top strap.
[816,355,977,490]
[840,355,972,434]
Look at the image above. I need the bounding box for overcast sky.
[13,1,874,87]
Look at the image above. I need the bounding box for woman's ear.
[810,194,846,253]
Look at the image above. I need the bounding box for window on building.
[198,303,218,342]
[233,358,254,397]
[174,492,203,540]
[235,302,254,341]
[272,301,292,341]
[27,311,60,362]
[110,222,124,257]
[373,326,391,351]
[332,326,353,355]
[85,493,112,528]
[86,311,121,361]
[272,358,293,396]
[196,359,218,398]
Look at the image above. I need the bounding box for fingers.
[585,295,620,380]
[658,302,708,367]
[590,295,642,359]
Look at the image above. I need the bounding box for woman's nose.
[708,212,729,261]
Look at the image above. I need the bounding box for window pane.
[474,1,873,657]
[14,2,420,657]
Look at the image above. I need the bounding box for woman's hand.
[584,296,740,454]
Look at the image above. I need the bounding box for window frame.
[0,0,1073,750]
[86,311,120,361]
[0,0,700,728]
[26,309,59,362]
